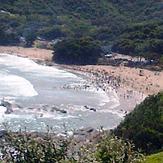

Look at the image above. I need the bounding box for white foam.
[0,106,35,122]
[0,53,78,78]
[98,109,125,118]
[0,73,38,97]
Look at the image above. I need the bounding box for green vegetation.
[0,0,163,62]
[95,134,144,163]
[114,92,163,154]
[0,0,126,45]
[112,21,163,62]
[0,1,163,161]
[143,152,163,163]
[53,37,101,65]
[0,131,144,163]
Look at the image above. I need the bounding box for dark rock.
[59,110,67,114]
[27,107,34,110]
[90,108,96,112]
[5,107,13,114]
[74,127,95,136]
[84,105,96,112]
[0,99,23,114]
[85,127,94,133]
[52,106,67,114]
[84,105,89,110]
[0,100,14,114]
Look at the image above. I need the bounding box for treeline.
[0,0,127,45]
[112,21,163,63]
[0,24,19,45]
[0,0,163,61]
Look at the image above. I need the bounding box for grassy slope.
[143,152,163,163]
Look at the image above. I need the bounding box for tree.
[53,37,102,65]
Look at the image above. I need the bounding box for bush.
[95,134,144,163]
[53,37,102,65]
[114,92,163,154]
[0,131,144,163]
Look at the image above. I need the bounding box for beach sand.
[62,65,163,96]
[61,65,146,114]
[0,46,53,61]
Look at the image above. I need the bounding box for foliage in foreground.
[0,131,144,163]
[114,92,163,154]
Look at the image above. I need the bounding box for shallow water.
[0,53,121,132]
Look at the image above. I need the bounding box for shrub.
[114,92,163,154]
[95,134,144,163]
[0,131,144,163]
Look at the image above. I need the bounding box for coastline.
[59,65,146,116]
[0,46,53,61]
[0,46,163,117]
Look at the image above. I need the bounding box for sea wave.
[0,73,38,97]
[0,53,78,78]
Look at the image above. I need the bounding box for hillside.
[0,0,163,60]
[114,92,163,154]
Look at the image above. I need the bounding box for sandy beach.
[61,65,146,113]
[65,65,163,96]
[0,46,163,114]
[0,46,53,61]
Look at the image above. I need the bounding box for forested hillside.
[0,0,163,60]
[114,92,163,154]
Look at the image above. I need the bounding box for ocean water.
[0,53,121,133]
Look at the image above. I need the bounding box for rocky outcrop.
[51,106,67,114]
[0,99,22,114]
[84,105,96,112]
[27,104,67,114]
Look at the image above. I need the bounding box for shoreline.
[59,65,146,116]
[0,46,53,61]
[0,46,163,117]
